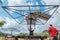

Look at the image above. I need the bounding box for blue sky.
[0,0,60,35]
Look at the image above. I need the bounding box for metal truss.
[2,5,59,25]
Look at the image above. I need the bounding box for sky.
[0,0,60,35]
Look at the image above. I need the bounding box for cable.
[45,6,59,24]
[2,8,22,24]
[36,18,45,25]
[42,6,58,13]
[2,5,59,25]
[6,8,26,17]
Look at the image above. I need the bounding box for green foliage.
[17,33,28,36]
[16,31,50,37]
[33,32,50,37]
[33,33,41,36]
[0,32,6,36]
[0,21,5,27]
[0,21,6,36]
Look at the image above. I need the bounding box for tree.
[0,21,5,35]
[0,21,5,27]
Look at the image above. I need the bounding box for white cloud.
[0,16,28,31]
[8,0,29,9]
[0,16,20,28]
[0,16,28,34]
[0,16,4,21]
[8,0,40,12]
[45,7,60,29]
[42,0,60,5]
[1,17,19,28]
[8,0,25,6]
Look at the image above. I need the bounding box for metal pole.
[29,6,32,36]
[30,14,32,36]
[29,0,33,36]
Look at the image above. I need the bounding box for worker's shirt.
[48,26,58,37]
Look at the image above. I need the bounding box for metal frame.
[2,5,59,25]
[2,5,59,36]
